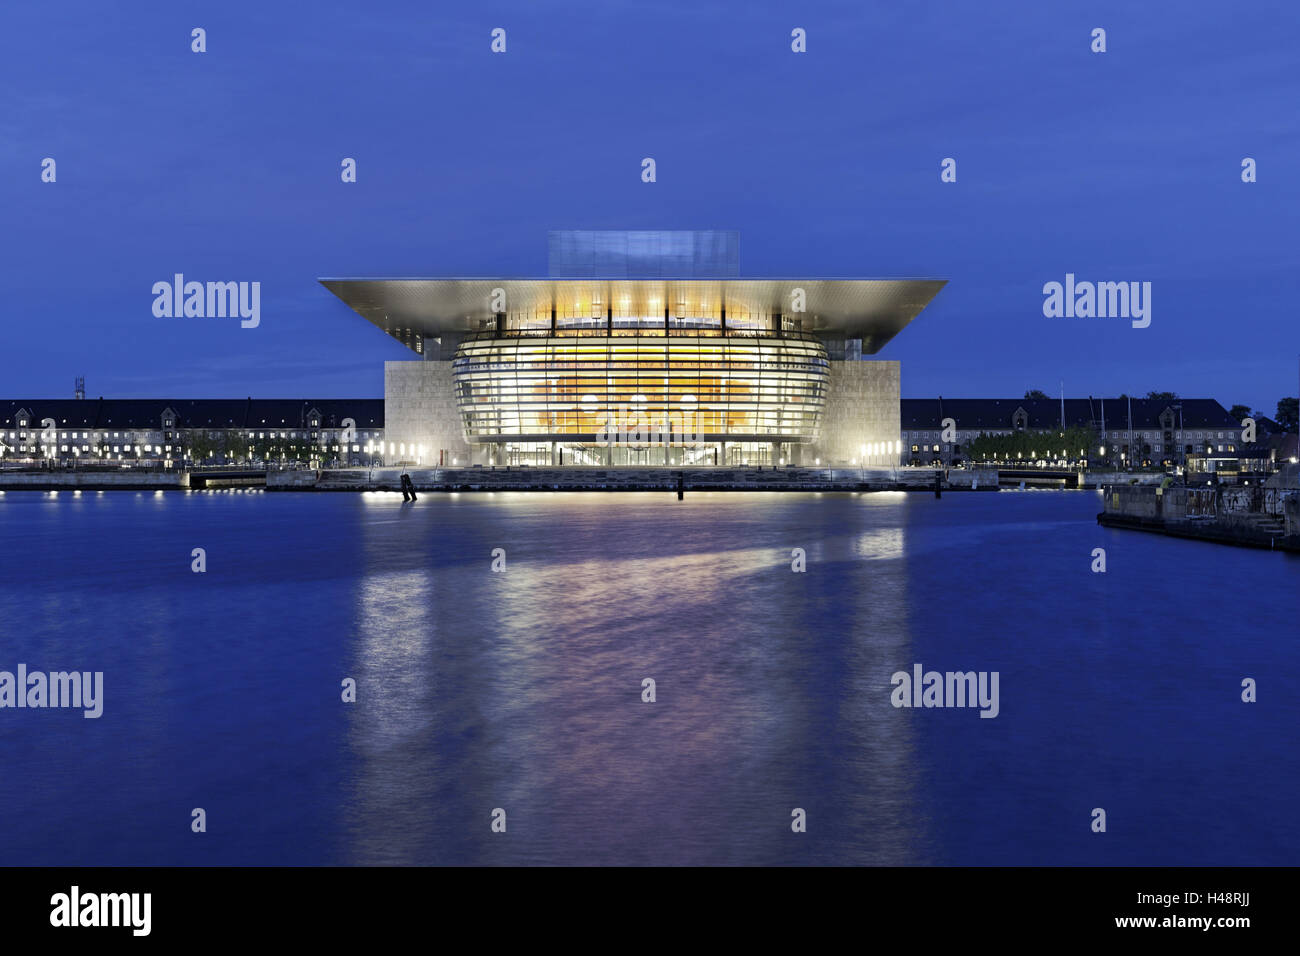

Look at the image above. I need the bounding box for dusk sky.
[2,0,1296,412]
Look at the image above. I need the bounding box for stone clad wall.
[812,360,900,466]
[383,361,475,466]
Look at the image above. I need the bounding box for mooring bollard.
[400,472,417,501]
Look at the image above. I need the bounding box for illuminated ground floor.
[492,440,831,468]
[382,341,902,469]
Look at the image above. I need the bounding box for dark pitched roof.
[900,398,1238,431]
[244,400,384,429]
[1,399,101,428]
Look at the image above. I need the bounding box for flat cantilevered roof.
[320,277,946,355]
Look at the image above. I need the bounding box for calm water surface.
[0,489,1296,865]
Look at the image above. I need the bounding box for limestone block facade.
[383,360,476,466]
[812,360,901,466]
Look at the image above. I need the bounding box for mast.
[1128,395,1133,468]
[1101,397,1106,458]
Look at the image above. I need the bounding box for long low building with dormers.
[900,397,1242,470]
[1,399,384,466]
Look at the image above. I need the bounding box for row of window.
[907,440,1239,455]
[5,429,376,441]
[11,444,368,455]
[905,429,1236,441]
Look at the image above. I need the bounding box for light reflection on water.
[344,497,923,864]
[0,490,1296,865]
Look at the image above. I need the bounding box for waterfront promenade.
[269,465,999,493]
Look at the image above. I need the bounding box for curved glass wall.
[452,333,828,444]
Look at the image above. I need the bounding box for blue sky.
[2,0,1296,412]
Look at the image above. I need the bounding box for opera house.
[322,231,944,468]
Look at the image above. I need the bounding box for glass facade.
[547,230,740,278]
[452,331,828,446]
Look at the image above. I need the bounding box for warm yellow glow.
[453,333,828,442]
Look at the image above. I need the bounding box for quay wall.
[268,465,1002,493]
[0,471,188,491]
[1100,484,1300,551]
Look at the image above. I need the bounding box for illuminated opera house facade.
[322,231,944,468]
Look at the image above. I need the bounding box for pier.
[1098,474,1300,553]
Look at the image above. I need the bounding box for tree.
[1146,391,1179,400]
[286,436,314,463]
[964,426,1100,464]
[1228,404,1252,422]
[188,429,218,464]
[249,436,274,462]
[221,431,250,462]
[1276,397,1299,433]
[1024,389,1049,400]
